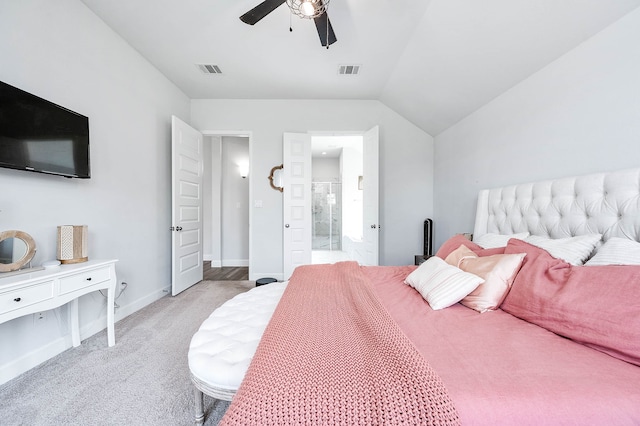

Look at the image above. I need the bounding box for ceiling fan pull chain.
[289,10,293,32]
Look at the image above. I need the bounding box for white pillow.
[585,237,640,266]
[524,234,602,265]
[404,256,484,310]
[473,232,530,249]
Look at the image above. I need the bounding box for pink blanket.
[221,262,460,425]
[365,265,640,425]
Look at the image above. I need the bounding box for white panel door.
[283,133,312,280]
[362,126,379,266]
[171,116,204,296]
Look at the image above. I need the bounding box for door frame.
[306,128,379,265]
[201,130,253,278]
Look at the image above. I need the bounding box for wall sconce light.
[238,163,249,179]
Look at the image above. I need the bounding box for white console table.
[0,259,118,347]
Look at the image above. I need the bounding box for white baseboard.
[113,285,169,321]
[0,336,69,386]
[221,259,249,267]
[0,285,170,386]
[203,255,223,267]
[0,311,112,386]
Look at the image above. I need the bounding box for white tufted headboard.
[473,168,640,243]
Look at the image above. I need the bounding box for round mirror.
[269,164,284,192]
[0,230,37,272]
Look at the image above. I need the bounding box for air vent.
[338,64,360,75]
[197,64,223,74]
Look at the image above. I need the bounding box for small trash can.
[256,277,277,287]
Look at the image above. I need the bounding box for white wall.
[191,100,434,278]
[0,0,190,384]
[221,137,250,266]
[312,158,340,181]
[433,8,640,249]
[202,136,222,265]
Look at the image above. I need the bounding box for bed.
[192,167,640,425]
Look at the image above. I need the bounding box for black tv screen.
[0,81,90,178]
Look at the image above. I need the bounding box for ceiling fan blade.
[314,12,337,47]
[240,0,286,25]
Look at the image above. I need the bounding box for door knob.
[285,224,290,228]
[176,226,183,231]
[371,224,377,229]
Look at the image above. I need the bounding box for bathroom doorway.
[311,134,364,265]
[283,127,378,278]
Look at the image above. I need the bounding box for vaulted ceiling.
[80,0,640,135]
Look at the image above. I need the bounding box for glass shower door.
[312,182,342,250]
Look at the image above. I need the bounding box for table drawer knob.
[14,297,22,302]
[86,277,92,281]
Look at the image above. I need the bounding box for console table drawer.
[1,281,55,314]
[0,259,118,358]
[59,266,112,295]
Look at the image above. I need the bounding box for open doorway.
[311,135,364,265]
[283,127,377,279]
[203,135,250,279]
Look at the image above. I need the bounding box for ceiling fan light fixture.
[286,0,329,19]
[301,1,315,16]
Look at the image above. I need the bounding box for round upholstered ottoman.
[188,282,287,425]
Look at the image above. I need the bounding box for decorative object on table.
[42,260,61,269]
[57,225,88,264]
[0,230,37,272]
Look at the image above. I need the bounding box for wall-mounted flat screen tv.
[0,80,90,178]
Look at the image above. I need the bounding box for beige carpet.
[0,280,253,426]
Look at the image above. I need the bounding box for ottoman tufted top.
[188,282,287,391]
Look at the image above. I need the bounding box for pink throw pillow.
[502,238,640,366]
[444,245,526,313]
[435,234,505,260]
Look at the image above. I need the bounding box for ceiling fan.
[240,0,337,48]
